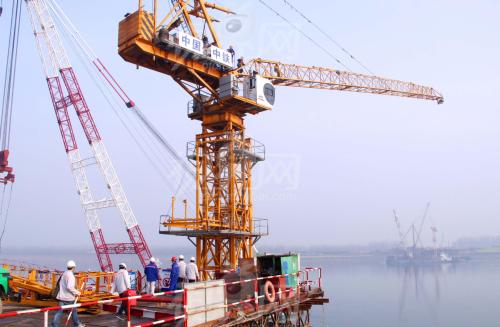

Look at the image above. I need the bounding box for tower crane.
[24,0,152,271]
[117,0,443,279]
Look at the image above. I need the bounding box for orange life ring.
[264,281,276,302]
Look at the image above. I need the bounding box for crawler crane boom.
[25,0,152,271]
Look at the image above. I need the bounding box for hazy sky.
[0,0,499,252]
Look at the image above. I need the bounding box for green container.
[280,254,299,288]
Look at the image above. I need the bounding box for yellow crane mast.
[118,0,443,279]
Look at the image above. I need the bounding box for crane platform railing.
[159,214,269,238]
[0,267,325,326]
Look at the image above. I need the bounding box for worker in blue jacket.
[144,257,160,294]
[168,256,179,291]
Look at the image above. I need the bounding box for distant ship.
[386,248,456,266]
[386,203,457,266]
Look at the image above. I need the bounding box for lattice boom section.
[242,59,444,103]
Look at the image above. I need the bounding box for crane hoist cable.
[281,0,374,75]
[258,0,352,72]
[0,183,13,251]
[0,0,20,186]
[46,0,196,207]
[0,0,20,251]
[1,0,21,151]
[47,0,196,178]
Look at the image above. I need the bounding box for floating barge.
[0,254,328,326]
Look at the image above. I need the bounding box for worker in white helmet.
[52,260,85,327]
[186,257,200,283]
[144,257,160,294]
[178,255,186,287]
[111,263,131,315]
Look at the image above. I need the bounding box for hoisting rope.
[0,183,13,252]
[1,0,21,152]
[0,0,21,250]
[258,0,352,72]
[46,0,196,211]
[280,0,374,75]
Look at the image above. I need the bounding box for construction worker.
[178,255,186,286]
[167,256,179,291]
[51,260,85,327]
[186,257,200,283]
[144,257,160,294]
[227,45,235,66]
[111,263,131,315]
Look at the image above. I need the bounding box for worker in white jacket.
[52,260,85,327]
[186,257,200,283]
[111,263,131,315]
[178,255,186,286]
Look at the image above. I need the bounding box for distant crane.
[430,226,438,256]
[23,0,152,271]
[393,209,407,250]
[415,202,431,248]
[118,0,443,278]
[393,202,432,257]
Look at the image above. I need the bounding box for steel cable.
[281,0,374,74]
[258,0,352,71]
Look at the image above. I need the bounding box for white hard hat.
[190,257,195,262]
[119,263,127,269]
[179,255,184,260]
[67,260,76,268]
[150,257,156,263]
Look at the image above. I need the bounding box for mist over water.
[305,255,500,327]
[2,250,499,326]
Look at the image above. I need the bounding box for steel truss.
[25,0,152,271]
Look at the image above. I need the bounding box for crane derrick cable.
[0,0,21,185]
[46,0,196,208]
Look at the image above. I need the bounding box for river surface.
[2,251,499,326]
[304,254,500,327]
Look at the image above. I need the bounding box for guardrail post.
[183,288,188,327]
[127,296,131,327]
[253,278,259,311]
[43,311,48,327]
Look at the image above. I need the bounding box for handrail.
[0,267,323,326]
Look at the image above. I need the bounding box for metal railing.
[0,267,323,326]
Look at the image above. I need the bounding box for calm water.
[2,251,500,326]
[304,255,500,327]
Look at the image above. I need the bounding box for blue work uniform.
[144,263,159,282]
[168,262,179,291]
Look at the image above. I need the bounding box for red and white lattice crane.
[24,0,152,271]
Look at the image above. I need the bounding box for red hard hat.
[171,256,177,261]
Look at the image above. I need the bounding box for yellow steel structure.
[118,0,443,279]
[3,264,115,312]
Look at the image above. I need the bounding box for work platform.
[0,262,328,326]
